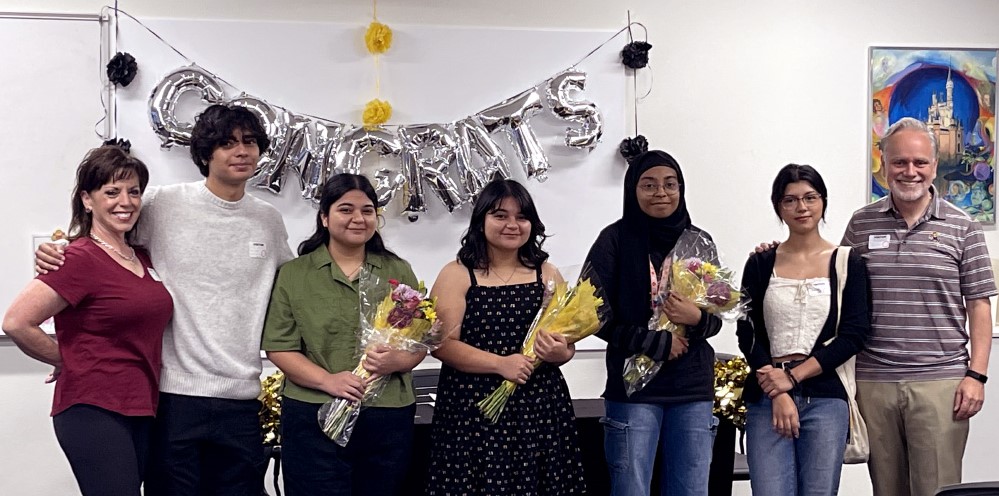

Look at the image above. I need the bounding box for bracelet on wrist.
[784,368,799,389]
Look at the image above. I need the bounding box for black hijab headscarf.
[618,150,692,321]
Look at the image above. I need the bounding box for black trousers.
[281,398,415,496]
[53,404,153,496]
[145,393,267,496]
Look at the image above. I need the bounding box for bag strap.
[825,247,851,345]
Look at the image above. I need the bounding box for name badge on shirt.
[147,267,162,281]
[868,234,890,250]
[249,242,267,259]
[807,280,832,296]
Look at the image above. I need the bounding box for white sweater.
[136,181,294,400]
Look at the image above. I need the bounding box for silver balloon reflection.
[398,124,464,219]
[294,118,345,203]
[228,95,286,193]
[453,117,511,200]
[334,127,403,207]
[546,70,603,149]
[148,66,225,149]
[477,88,550,182]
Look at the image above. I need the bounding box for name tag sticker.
[868,234,890,250]
[147,268,162,281]
[249,242,267,259]
[808,280,832,296]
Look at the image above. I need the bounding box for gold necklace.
[491,267,520,284]
[89,232,136,262]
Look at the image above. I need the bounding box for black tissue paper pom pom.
[619,135,648,162]
[103,138,132,154]
[107,52,138,87]
[621,41,652,69]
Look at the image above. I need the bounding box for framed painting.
[869,47,998,223]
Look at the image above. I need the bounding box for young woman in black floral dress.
[426,179,586,495]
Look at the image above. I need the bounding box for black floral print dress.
[426,267,586,495]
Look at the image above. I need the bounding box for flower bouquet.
[623,229,748,396]
[477,266,608,423]
[318,271,446,446]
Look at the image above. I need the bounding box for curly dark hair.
[189,104,271,177]
[457,179,549,271]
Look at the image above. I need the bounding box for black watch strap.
[966,369,988,384]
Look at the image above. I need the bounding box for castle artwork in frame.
[870,47,998,223]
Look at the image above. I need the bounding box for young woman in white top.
[736,164,870,495]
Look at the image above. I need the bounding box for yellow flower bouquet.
[318,274,446,446]
[477,268,608,423]
[623,230,748,396]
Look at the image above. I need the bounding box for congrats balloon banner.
[148,65,603,221]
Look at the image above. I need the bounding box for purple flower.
[705,282,731,306]
[387,307,414,328]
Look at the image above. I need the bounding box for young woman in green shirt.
[261,173,424,496]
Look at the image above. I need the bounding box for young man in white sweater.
[38,105,294,495]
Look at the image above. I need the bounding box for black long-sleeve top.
[736,248,871,403]
[585,222,723,403]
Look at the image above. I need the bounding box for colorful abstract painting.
[870,47,998,223]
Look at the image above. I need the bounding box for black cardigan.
[736,247,871,403]
[584,222,722,403]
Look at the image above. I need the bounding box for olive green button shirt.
[261,246,419,407]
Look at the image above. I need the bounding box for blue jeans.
[602,400,717,496]
[746,394,849,496]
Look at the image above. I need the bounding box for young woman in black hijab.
[584,150,722,496]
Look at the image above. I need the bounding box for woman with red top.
[2,145,173,496]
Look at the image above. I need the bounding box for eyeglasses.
[779,193,823,210]
[638,181,682,195]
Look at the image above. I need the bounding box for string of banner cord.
[94,5,655,157]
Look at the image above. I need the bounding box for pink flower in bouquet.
[706,281,732,306]
[686,258,703,273]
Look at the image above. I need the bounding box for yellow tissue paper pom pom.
[362,99,392,129]
[365,21,393,54]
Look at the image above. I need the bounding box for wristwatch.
[965,369,988,384]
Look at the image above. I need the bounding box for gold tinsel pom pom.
[362,98,393,130]
[365,21,393,54]
[258,371,284,446]
[714,356,750,429]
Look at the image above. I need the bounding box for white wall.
[2,1,999,495]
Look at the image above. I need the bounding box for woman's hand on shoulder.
[534,330,574,364]
[495,353,534,384]
[771,393,799,439]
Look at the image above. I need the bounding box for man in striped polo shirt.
[843,117,995,496]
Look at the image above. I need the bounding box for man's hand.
[35,242,65,274]
[954,376,985,420]
[752,240,780,255]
